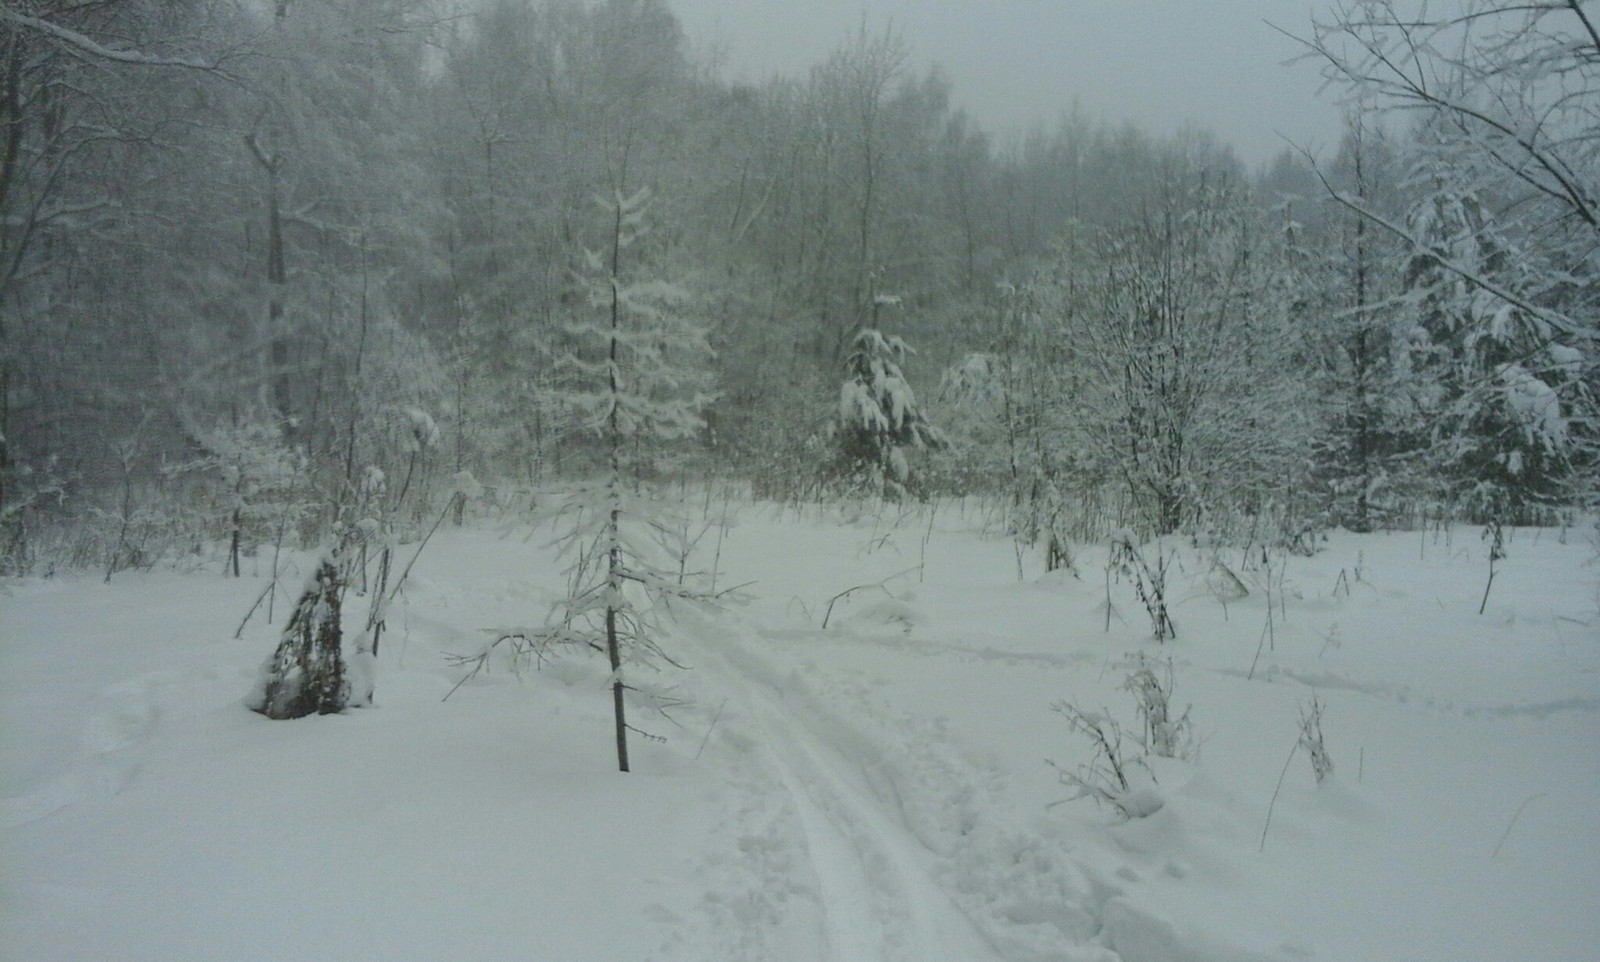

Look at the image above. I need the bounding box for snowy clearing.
[3,503,1598,962]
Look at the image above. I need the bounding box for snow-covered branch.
[1308,159,1592,345]
[1,9,222,73]
[1292,0,1600,230]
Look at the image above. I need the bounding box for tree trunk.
[607,192,630,774]
[267,170,291,439]
[247,132,292,441]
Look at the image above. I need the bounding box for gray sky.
[669,0,1347,167]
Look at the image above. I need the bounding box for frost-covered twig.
[442,627,590,701]
[385,492,462,605]
[820,565,919,630]
[1260,737,1300,853]
[1123,654,1192,759]
[1111,532,1175,641]
[1479,520,1506,615]
[0,8,227,72]
[1299,695,1334,785]
[694,698,728,761]
[1491,792,1547,858]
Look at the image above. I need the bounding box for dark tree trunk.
[247,132,292,442]
[266,170,291,439]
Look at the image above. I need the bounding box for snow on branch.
[1,9,223,73]
[1286,1,1600,230]
[1302,155,1594,345]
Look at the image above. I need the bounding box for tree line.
[2,0,1595,575]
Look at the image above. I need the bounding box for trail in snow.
[9,518,1596,962]
[687,622,1009,962]
[754,710,896,961]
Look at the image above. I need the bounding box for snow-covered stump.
[247,555,360,719]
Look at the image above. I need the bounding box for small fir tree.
[541,185,715,773]
[834,327,945,497]
[1311,114,1412,532]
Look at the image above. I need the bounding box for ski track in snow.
[689,623,1010,962]
[689,608,1342,962]
[9,521,1596,962]
[1212,661,1600,718]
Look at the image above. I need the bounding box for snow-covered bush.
[1049,703,1164,820]
[1052,655,1202,817]
[1123,654,1193,760]
[0,455,65,575]
[178,414,307,577]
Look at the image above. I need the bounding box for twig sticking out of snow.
[820,565,919,630]
[694,698,728,761]
[1299,696,1334,785]
[1479,520,1506,615]
[1111,532,1175,641]
[1049,701,1164,820]
[1491,792,1546,858]
[1260,737,1299,853]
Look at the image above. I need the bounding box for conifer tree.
[543,185,714,772]
[1300,1,1600,516]
[1395,182,1582,521]
[833,326,945,498]
[246,540,371,720]
[1310,116,1412,531]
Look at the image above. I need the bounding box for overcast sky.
[668,0,1347,168]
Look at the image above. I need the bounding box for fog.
[672,0,1343,165]
[3,0,1593,575]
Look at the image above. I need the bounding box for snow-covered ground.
[4,501,1598,962]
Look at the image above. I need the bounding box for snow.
[1501,363,1566,449]
[840,379,889,432]
[3,504,1598,961]
[403,407,440,451]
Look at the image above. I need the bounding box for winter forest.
[3,1,1599,960]
[4,0,1597,559]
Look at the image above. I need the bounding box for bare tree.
[0,0,247,566]
[1045,160,1310,535]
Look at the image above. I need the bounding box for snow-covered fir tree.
[1398,184,1581,521]
[1303,0,1600,518]
[1307,117,1413,532]
[245,536,373,720]
[832,326,946,498]
[541,185,716,772]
